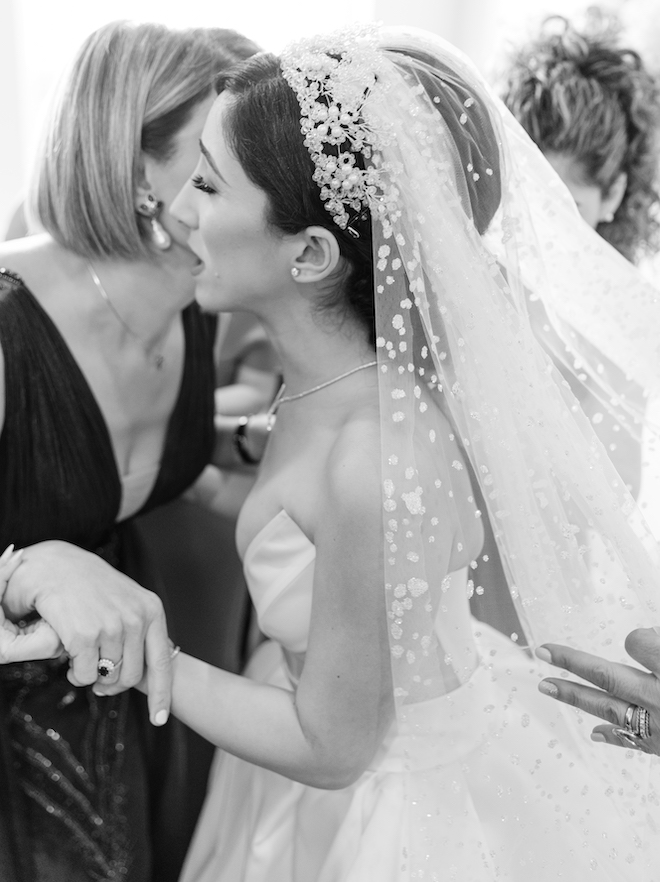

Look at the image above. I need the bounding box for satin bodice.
[242,509,479,692]
[243,510,315,656]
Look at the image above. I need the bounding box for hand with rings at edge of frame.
[536,627,660,755]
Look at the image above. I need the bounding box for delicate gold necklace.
[268,360,378,422]
[87,262,165,369]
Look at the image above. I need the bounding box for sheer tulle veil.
[280,24,660,876]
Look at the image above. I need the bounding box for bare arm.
[212,317,279,468]
[102,429,393,788]
[176,437,390,787]
[183,464,255,518]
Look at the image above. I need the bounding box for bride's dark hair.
[216,50,501,343]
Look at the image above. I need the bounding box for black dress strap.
[0,270,120,550]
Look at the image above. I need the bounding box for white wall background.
[1,0,651,235]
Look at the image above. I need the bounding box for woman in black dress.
[0,21,258,882]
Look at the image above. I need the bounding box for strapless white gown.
[180,510,660,881]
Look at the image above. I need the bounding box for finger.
[624,629,660,677]
[92,682,114,698]
[592,724,654,753]
[96,640,125,686]
[538,677,631,726]
[537,643,655,706]
[96,634,145,696]
[144,615,172,726]
[114,621,146,689]
[0,622,62,663]
[0,544,15,566]
[68,642,105,686]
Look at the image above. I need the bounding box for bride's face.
[171,94,290,314]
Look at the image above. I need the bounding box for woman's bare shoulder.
[0,235,67,292]
[324,405,382,506]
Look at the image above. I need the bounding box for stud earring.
[602,211,615,224]
[136,193,172,251]
[291,267,300,278]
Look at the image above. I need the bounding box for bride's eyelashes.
[192,174,217,195]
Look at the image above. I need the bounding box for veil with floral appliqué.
[281,24,660,877]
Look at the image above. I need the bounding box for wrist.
[232,415,261,466]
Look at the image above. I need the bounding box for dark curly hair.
[215,49,501,346]
[502,16,660,263]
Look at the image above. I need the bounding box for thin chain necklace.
[87,262,165,369]
[268,360,378,419]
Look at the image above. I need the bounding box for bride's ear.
[290,226,341,283]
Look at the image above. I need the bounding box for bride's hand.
[3,540,173,726]
[0,545,62,662]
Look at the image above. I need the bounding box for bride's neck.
[262,305,373,393]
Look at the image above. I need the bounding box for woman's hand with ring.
[3,540,173,725]
[536,629,660,755]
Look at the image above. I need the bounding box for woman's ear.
[291,226,342,283]
[134,155,154,213]
[599,172,627,223]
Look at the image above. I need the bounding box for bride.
[5,25,660,881]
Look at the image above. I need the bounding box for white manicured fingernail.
[591,732,606,743]
[538,680,558,696]
[535,647,552,663]
[0,544,14,563]
[154,710,169,726]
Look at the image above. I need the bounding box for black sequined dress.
[0,269,216,882]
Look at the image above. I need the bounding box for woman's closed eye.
[192,174,217,195]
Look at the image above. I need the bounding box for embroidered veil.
[279,25,660,877]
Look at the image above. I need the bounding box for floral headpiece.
[280,26,398,234]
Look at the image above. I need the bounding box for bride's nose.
[171,180,198,230]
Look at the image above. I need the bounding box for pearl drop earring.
[136,193,172,250]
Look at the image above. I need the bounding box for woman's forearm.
[169,652,366,789]
[184,465,255,517]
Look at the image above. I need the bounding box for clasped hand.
[0,540,172,725]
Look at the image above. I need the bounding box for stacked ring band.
[97,657,122,678]
[612,727,640,748]
[622,703,652,741]
[637,706,652,740]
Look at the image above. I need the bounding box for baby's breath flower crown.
[280,26,399,234]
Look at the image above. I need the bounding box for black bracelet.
[232,416,261,465]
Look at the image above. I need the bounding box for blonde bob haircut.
[30,20,258,259]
